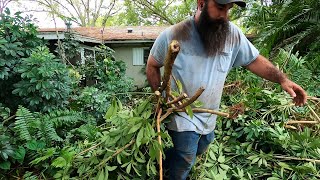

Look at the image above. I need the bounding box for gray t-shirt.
[150,17,259,135]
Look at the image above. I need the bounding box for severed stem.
[307,103,320,122]
[167,93,188,106]
[159,40,180,93]
[160,108,174,122]
[284,125,298,130]
[286,121,319,125]
[176,87,205,110]
[274,155,320,164]
[157,108,163,180]
[175,108,230,118]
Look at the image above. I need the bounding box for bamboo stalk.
[286,121,319,125]
[307,103,320,122]
[177,87,205,110]
[157,108,163,180]
[274,155,320,164]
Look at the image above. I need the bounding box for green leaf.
[247,155,257,160]
[126,163,132,174]
[251,157,260,164]
[117,99,123,110]
[128,123,142,134]
[106,166,117,171]
[203,163,214,167]
[117,154,122,164]
[0,161,10,170]
[26,140,45,151]
[176,80,183,93]
[267,178,281,180]
[209,151,216,161]
[51,157,67,168]
[136,128,144,148]
[220,164,230,170]
[192,100,204,108]
[12,146,26,161]
[218,155,225,163]
[97,169,105,180]
[105,99,118,120]
[135,100,150,116]
[142,109,152,119]
[185,105,193,119]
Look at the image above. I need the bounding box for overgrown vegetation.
[1,1,320,179]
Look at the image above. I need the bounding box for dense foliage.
[0,8,43,110]
[244,0,320,75]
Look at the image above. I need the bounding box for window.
[133,47,150,66]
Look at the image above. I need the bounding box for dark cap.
[215,0,246,8]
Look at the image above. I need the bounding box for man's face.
[196,0,233,56]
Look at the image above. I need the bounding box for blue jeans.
[164,130,215,180]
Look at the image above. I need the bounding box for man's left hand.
[280,79,307,106]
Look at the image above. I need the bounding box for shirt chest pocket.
[217,51,232,73]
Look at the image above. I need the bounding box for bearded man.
[146,0,307,179]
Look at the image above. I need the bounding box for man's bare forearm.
[146,56,162,91]
[246,55,287,84]
[146,66,161,91]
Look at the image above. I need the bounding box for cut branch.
[190,108,230,118]
[159,40,180,92]
[167,93,188,106]
[177,87,205,110]
[156,108,163,180]
[307,103,320,122]
[286,121,319,125]
[284,125,298,130]
[97,140,135,168]
[274,155,320,164]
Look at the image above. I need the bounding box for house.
[38,26,168,88]
[38,26,255,88]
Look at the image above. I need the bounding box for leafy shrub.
[0,8,43,110]
[13,47,74,112]
[70,86,111,121]
[78,45,133,94]
[0,106,93,174]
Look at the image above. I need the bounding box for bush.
[0,8,43,111]
[12,47,74,112]
[78,45,133,95]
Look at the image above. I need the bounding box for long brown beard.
[196,4,230,56]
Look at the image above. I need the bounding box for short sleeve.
[149,29,169,66]
[232,26,260,67]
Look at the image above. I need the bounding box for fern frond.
[15,106,34,141]
[47,109,83,128]
[37,119,63,144]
